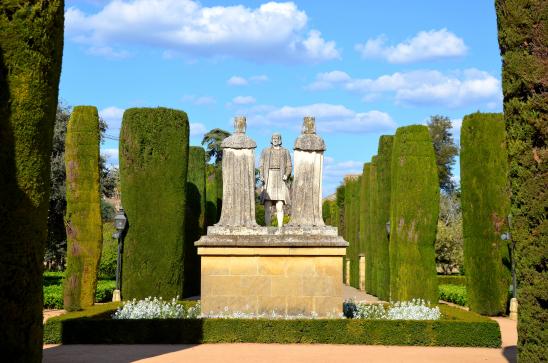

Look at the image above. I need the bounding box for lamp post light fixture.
[112,208,127,302]
[385,220,391,238]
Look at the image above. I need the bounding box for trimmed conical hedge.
[336,184,346,234]
[461,112,511,315]
[496,1,547,360]
[0,1,64,359]
[360,163,372,293]
[184,146,206,297]
[63,106,103,311]
[120,107,189,300]
[375,135,394,301]
[390,125,439,303]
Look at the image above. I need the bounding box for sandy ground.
[43,315,517,363]
[43,287,517,363]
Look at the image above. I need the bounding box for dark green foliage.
[375,136,393,301]
[98,222,117,280]
[205,164,221,225]
[0,1,64,359]
[438,275,466,286]
[439,284,467,306]
[496,1,547,360]
[322,200,336,225]
[345,176,361,288]
[460,112,511,315]
[336,184,346,234]
[435,192,464,274]
[63,106,103,311]
[360,164,372,293]
[427,115,459,193]
[390,125,439,303]
[369,158,380,296]
[43,304,500,347]
[184,146,206,297]
[201,128,231,165]
[120,108,189,300]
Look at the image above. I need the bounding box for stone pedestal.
[196,226,347,317]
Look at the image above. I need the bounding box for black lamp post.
[112,208,127,301]
[385,220,391,238]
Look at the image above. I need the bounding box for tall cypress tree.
[360,164,372,293]
[376,136,394,301]
[63,106,103,311]
[0,1,64,359]
[390,125,439,303]
[461,112,511,315]
[496,1,547,359]
[369,157,379,296]
[120,107,189,300]
[184,146,206,297]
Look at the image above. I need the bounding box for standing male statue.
[260,133,292,227]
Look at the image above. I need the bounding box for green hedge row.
[496,1,547,361]
[44,304,500,347]
[461,112,511,316]
[345,176,361,288]
[64,106,103,311]
[390,125,439,303]
[184,147,206,297]
[360,164,371,292]
[0,1,65,359]
[438,275,466,286]
[44,280,116,309]
[439,284,467,306]
[120,107,189,300]
[374,136,393,301]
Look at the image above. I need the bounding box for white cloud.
[306,70,350,91]
[308,68,502,108]
[322,159,364,196]
[232,96,256,105]
[190,122,207,137]
[66,0,340,63]
[355,28,467,63]
[182,95,216,105]
[86,46,131,59]
[227,74,270,86]
[451,118,462,142]
[245,103,396,134]
[227,76,248,86]
[99,106,124,131]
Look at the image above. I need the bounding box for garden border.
[44,303,500,347]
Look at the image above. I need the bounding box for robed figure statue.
[259,133,292,227]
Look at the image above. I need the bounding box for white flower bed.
[112,297,201,319]
[343,298,441,320]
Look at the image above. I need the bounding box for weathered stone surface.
[217,117,257,227]
[200,251,345,317]
[290,117,326,226]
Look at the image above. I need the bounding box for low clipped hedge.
[439,284,467,307]
[44,304,500,347]
[438,275,466,286]
[44,280,116,309]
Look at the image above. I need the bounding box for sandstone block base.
[198,246,346,317]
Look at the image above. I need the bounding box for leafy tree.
[427,115,459,193]
[201,128,231,165]
[435,192,464,274]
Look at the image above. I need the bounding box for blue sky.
[60,0,503,195]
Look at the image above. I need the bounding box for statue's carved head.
[234,116,246,133]
[303,116,316,134]
[271,132,282,146]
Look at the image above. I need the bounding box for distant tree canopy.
[201,128,231,165]
[427,115,459,193]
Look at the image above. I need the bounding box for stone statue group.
[217,116,326,228]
